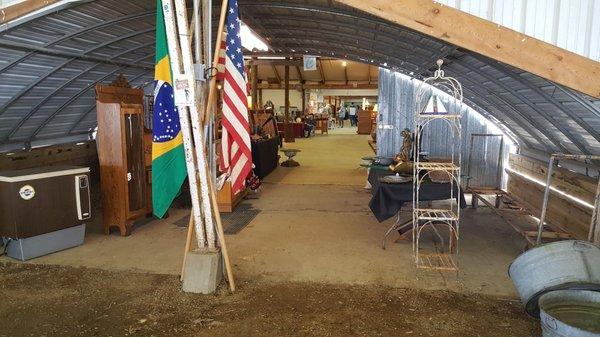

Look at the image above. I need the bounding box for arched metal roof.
[0,0,598,155]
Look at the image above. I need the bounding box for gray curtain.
[377,68,509,189]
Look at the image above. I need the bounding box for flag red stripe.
[224,71,250,105]
[220,115,251,156]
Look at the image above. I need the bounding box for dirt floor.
[0,263,539,337]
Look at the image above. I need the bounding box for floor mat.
[173,203,260,235]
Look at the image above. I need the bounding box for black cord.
[205,66,218,80]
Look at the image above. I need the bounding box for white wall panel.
[436,0,600,61]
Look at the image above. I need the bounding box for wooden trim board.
[335,0,600,98]
[1,0,59,24]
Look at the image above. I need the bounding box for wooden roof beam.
[0,0,59,24]
[318,59,326,84]
[295,65,304,83]
[271,65,281,85]
[335,0,600,98]
[344,65,349,85]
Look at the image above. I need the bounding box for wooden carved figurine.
[389,128,413,172]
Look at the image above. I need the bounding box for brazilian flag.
[151,0,187,218]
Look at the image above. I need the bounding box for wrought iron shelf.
[415,208,459,221]
[416,253,458,271]
[415,162,460,171]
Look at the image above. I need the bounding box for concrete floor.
[6,125,531,297]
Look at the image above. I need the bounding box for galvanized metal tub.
[508,240,600,316]
[539,290,600,337]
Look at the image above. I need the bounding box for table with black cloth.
[251,136,280,179]
[366,166,466,248]
[369,168,466,222]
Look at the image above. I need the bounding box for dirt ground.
[0,263,539,337]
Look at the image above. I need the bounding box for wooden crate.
[217,180,247,213]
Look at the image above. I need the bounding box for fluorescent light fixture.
[256,56,285,60]
[240,22,268,51]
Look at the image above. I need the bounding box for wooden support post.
[301,88,306,114]
[258,88,263,110]
[283,62,294,143]
[251,58,258,110]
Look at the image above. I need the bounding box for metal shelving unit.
[412,60,463,272]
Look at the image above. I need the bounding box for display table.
[277,122,304,139]
[368,168,466,248]
[251,137,280,179]
[368,169,466,222]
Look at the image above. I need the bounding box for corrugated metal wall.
[377,68,514,188]
[436,0,600,61]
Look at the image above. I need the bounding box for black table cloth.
[251,136,279,179]
[368,169,466,222]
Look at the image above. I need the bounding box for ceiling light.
[240,23,268,51]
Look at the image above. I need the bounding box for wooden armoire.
[95,75,151,236]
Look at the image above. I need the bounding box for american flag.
[219,0,252,194]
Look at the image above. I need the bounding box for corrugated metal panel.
[436,0,600,61]
[377,69,514,188]
[0,0,598,157]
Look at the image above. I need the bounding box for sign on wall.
[303,56,317,71]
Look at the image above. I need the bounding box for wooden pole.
[301,88,305,114]
[180,214,195,280]
[207,174,236,291]
[251,58,258,110]
[283,62,294,142]
[203,0,228,124]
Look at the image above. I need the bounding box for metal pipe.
[193,0,201,63]
[466,134,475,189]
[537,156,556,245]
[589,176,600,243]
[0,38,151,70]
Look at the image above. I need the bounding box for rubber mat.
[173,203,260,235]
